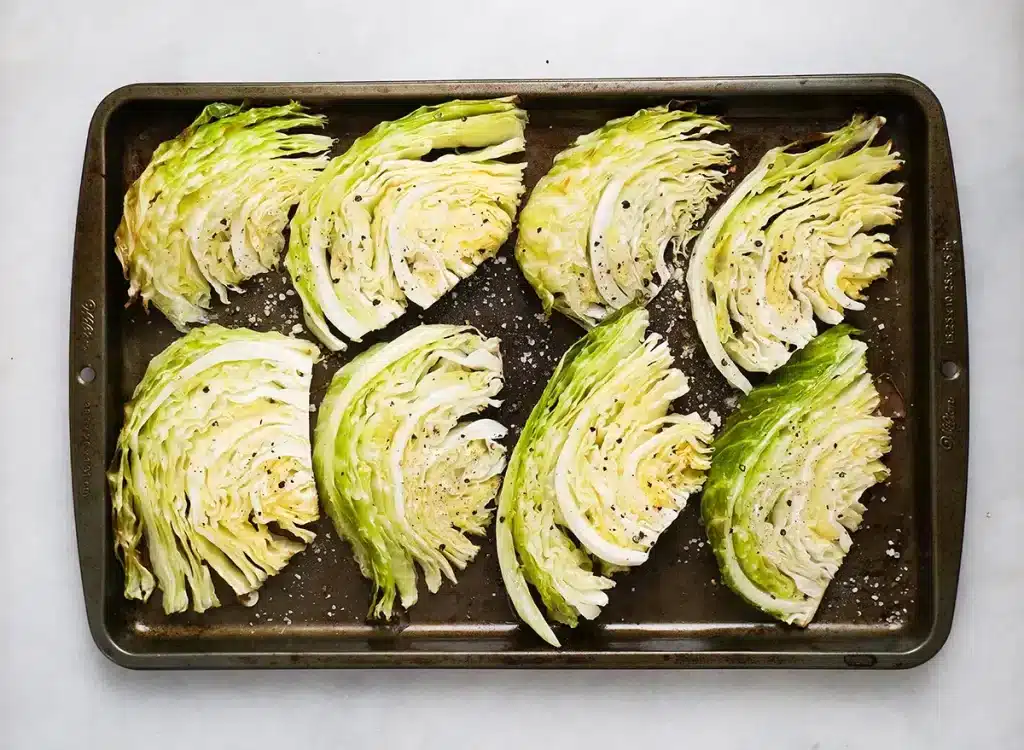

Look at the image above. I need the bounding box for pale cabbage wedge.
[516,106,733,328]
[687,115,903,392]
[108,325,320,614]
[497,308,713,646]
[314,325,507,618]
[287,98,527,351]
[702,326,892,626]
[115,103,334,330]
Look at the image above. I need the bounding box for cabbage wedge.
[702,326,892,626]
[314,325,507,618]
[108,325,320,614]
[287,98,527,351]
[115,103,333,330]
[497,308,713,646]
[687,115,903,392]
[516,106,733,327]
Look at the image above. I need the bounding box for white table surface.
[2,1,1022,747]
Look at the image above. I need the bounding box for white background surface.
[2,1,1022,747]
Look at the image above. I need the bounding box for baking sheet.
[70,76,968,668]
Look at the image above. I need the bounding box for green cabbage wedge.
[497,308,713,646]
[516,107,733,327]
[115,103,334,330]
[314,325,507,619]
[286,98,528,351]
[687,115,903,392]
[108,325,321,614]
[702,326,892,626]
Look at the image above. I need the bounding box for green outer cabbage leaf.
[516,106,733,328]
[687,115,903,392]
[702,326,892,626]
[286,98,527,351]
[115,102,333,330]
[108,325,321,613]
[314,324,507,618]
[497,307,713,646]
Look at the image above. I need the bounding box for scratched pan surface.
[70,77,968,668]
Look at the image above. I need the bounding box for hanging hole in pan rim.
[77,366,96,385]
[940,361,961,380]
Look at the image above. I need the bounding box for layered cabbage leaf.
[314,325,507,618]
[702,326,892,625]
[516,106,733,327]
[497,308,713,646]
[109,325,320,613]
[687,115,903,392]
[287,98,527,351]
[115,103,333,330]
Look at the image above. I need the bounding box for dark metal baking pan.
[70,76,968,669]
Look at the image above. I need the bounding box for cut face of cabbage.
[702,326,892,626]
[496,308,713,646]
[115,103,334,331]
[314,325,507,619]
[516,107,733,328]
[286,98,527,351]
[108,325,320,614]
[687,115,903,392]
